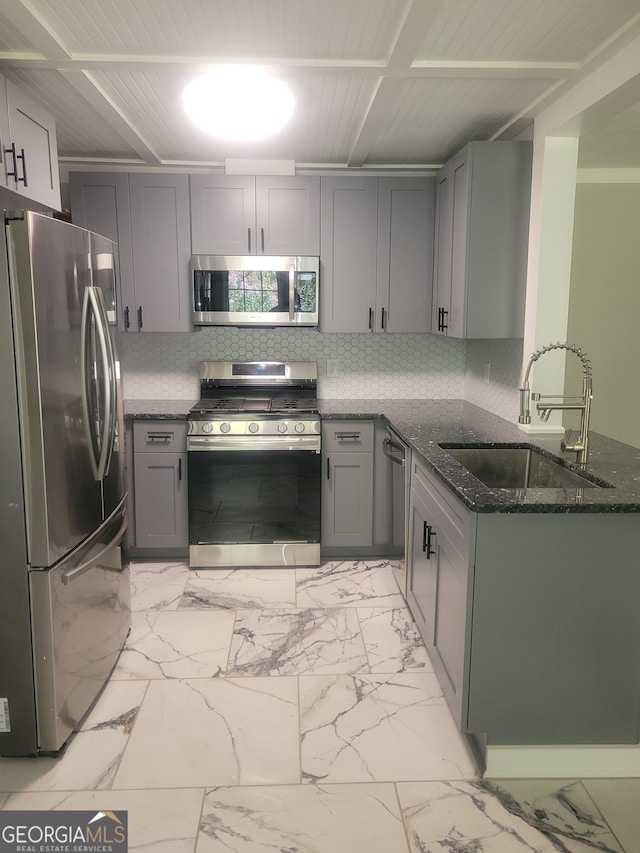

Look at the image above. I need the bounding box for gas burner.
[189,360,319,424]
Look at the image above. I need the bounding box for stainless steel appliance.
[191,255,319,327]
[188,361,321,567]
[382,425,410,590]
[0,211,130,756]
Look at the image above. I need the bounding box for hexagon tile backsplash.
[120,328,523,422]
[121,328,465,401]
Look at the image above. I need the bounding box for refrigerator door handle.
[81,286,115,482]
[62,514,128,585]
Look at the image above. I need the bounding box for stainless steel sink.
[438,443,612,490]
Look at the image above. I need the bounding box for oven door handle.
[188,436,321,452]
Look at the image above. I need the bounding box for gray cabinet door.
[3,77,60,210]
[133,451,188,549]
[376,177,436,333]
[129,173,192,332]
[406,485,436,645]
[432,164,454,334]
[321,420,374,548]
[132,421,188,552]
[190,174,320,255]
[320,177,378,332]
[256,176,320,255]
[407,459,474,730]
[190,174,256,254]
[69,171,135,331]
[431,141,532,339]
[322,450,374,547]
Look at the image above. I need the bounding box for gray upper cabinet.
[0,76,60,211]
[376,178,435,334]
[190,174,320,255]
[129,173,192,332]
[320,176,435,333]
[320,177,378,332]
[432,140,532,339]
[69,171,134,331]
[70,171,192,333]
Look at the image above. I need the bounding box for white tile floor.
[1,559,638,852]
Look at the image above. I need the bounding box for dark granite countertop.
[124,399,195,420]
[319,399,640,513]
[124,396,640,513]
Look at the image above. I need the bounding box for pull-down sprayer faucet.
[518,341,593,466]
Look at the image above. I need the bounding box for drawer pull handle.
[147,433,172,443]
[423,522,436,558]
[336,432,360,442]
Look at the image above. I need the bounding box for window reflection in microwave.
[194,269,316,314]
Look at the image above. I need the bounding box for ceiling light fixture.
[182,67,295,141]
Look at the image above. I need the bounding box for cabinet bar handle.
[336,432,360,442]
[326,457,330,480]
[178,457,182,480]
[16,147,27,185]
[438,307,448,332]
[423,522,436,557]
[137,306,143,330]
[261,227,265,253]
[147,432,172,443]
[368,307,374,330]
[381,307,386,331]
[4,143,17,180]
[124,306,131,329]
[247,227,252,253]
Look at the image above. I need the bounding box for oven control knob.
[248,422,260,434]
[277,423,288,433]
[295,422,305,433]
[202,422,214,434]
[219,422,231,434]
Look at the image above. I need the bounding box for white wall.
[566,179,640,448]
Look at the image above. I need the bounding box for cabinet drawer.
[133,421,187,452]
[322,420,374,453]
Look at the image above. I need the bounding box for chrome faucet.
[518,341,593,466]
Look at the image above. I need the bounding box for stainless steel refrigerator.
[0,210,130,756]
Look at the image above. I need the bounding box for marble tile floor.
[1,559,639,851]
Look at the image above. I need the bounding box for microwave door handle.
[289,264,295,321]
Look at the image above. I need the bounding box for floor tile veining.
[0,558,637,851]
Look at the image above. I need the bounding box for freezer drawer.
[30,506,131,753]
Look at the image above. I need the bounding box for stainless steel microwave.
[191,255,319,327]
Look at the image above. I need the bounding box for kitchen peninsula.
[124,397,640,774]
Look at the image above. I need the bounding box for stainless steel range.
[187,361,321,568]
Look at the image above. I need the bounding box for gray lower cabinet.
[407,455,640,747]
[131,421,188,555]
[321,421,374,549]
[407,456,475,730]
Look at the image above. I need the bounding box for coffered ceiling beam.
[0,0,161,165]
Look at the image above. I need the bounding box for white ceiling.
[1,0,640,174]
